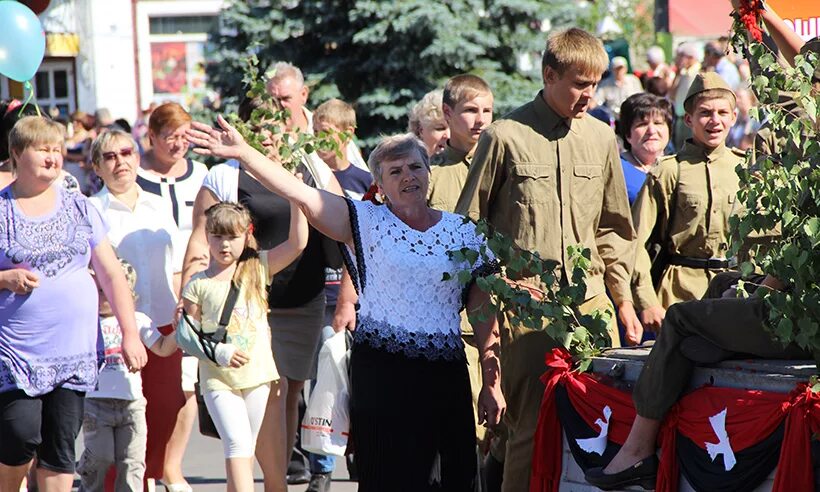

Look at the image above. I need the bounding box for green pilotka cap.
[684,72,736,107]
[800,36,820,82]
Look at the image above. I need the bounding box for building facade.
[0,0,224,122]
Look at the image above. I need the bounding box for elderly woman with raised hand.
[188,116,505,492]
[0,116,147,492]
[618,93,673,205]
[408,89,450,157]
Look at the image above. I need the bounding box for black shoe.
[287,469,312,485]
[306,472,332,492]
[584,454,658,491]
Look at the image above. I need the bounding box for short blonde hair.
[367,133,429,184]
[442,74,492,108]
[314,98,356,131]
[91,129,138,166]
[8,116,65,169]
[408,90,445,136]
[541,28,608,78]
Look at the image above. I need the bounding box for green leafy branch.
[444,219,611,371]
[229,48,349,172]
[729,24,820,356]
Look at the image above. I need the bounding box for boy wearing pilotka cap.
[630,72,746,332]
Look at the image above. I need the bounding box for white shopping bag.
[301,330,350,456]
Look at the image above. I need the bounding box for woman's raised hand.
[187,115,247,160]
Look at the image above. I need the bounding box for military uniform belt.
[669,255,731,270]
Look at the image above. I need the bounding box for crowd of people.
[0,0,816,490]
[590,37,762,154]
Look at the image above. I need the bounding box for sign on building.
[768,0,820,41]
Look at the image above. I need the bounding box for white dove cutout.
[576,405,612,456]
[705,408,737,471]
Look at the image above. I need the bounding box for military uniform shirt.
[631,141,744,311]
[427,144,472,213]
[455,92,636,305]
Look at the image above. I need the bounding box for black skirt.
[350,343,477,492]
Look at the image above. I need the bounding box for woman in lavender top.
[0,116,147,492]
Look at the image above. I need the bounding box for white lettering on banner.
[783,18,820,41]
[576,405,612,456]
[705,408,737,471]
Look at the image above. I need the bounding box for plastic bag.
[301,331,350,456]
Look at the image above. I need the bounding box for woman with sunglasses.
[0,117,147,492]
[88,129,187,491]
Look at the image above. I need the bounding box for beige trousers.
[500,293,617,492]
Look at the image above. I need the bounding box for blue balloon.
[0,1,46,82]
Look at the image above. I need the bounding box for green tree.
[575,0,655,59]
[448,220,612,369]
[205,0,591,148]
[729,18,820,359]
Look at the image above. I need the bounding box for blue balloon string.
[19,81,41,118]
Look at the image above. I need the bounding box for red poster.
[151,42,187,94]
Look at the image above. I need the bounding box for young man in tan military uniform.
[455,28,641,492]
[427,74,494,212]
[631,72,745,331]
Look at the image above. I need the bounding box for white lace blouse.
[344,199,496,361]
